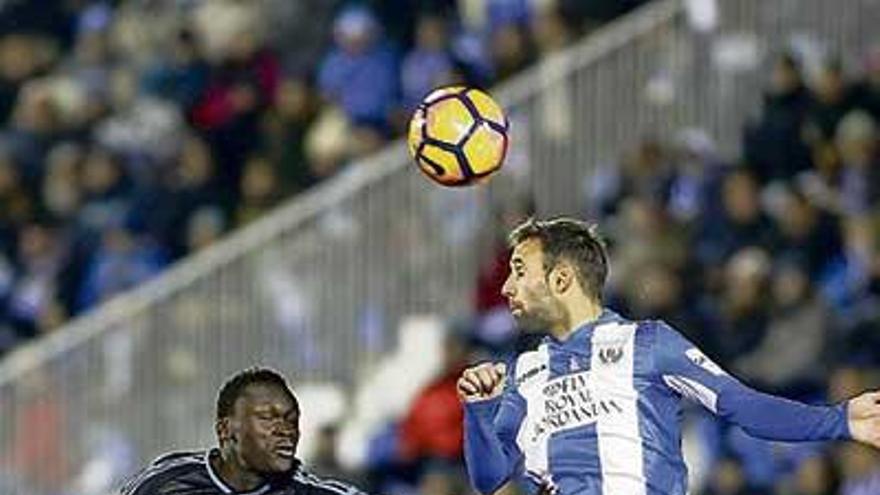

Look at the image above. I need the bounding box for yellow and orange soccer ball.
[407,86,509,187]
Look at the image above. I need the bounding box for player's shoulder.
[587,311,674,348]
[627,316,681,342]
[607,315,689,362]
[119,450,206,495]
[291,467,368,495]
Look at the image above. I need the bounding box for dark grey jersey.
[120,450,367,495]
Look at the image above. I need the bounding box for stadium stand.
[0,1,878,495]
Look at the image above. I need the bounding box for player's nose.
[501,277,514,298]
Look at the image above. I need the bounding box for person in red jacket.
[399,329,472,463]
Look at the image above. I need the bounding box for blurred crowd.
[597,50,880,495]
[0,0,644,356]
[1,2,879,495]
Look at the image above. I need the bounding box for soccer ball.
[408,86,509,187]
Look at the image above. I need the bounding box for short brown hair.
[508,217,609,301]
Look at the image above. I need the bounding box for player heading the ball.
[458,216,880,495]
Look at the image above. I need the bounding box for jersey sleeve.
[118,454,179,495]
[118,462,173,495]
[651,321,850,442]
[292,469,370,495]
[463,365,526,494]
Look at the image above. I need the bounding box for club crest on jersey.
[598,346,623,365]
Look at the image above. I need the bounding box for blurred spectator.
[76,148,131,236]
[798,139,845,213]
[94,67,184,180]
[0,35,55,126]
[694,170,777,274]
[0,154,33,256]
[401,13,458,112]
[235,155,283,227]
[834,110,880,215]
[610,196,689,288]
[142,28,210,111]
[805,58,859,142]
[184,206,227,255]
[771,187,843,279]
[837,215,880,297]
[530,2,578,55]
[417,460,468,495]
[192,3,280,199]
[618,262,709,348]
[853,47,880,120]
[837,443,880,495]
[788,454,839,495]
[5,222,66,339]
[77,224,165,310]
[41,143,84,223]
[667,128,729,223]
[304,106,354,182]
[398,329,470,465]
[264,74,321,194]
[743,53,813,184]
[488,22,534,83]
[311,424,366,486]
[4,82,61,181]
[734,260,829,394]
[700,247,771,367]
[318,6,399,131]
[589,139,675,217]
[136,135,227,260]
[702,456,753,495]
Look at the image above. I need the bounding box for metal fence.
[0,0,878,493]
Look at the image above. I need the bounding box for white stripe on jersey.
[514,342,552,482]
[591,322,646,495]
[293,471,363,494]
[662,374,719,413]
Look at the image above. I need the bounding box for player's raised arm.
[459,362,526,494]
[651,321,855,443]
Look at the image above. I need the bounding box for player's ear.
[216,417,231,445]
[550,262,574,294]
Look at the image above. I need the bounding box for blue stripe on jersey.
[550,426,602,494]
[547,332,601,495]
[634,323,688,495]
[548,342,570,378]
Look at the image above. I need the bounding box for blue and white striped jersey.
[463,310,850,495]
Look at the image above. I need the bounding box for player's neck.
[213,449,266,492]
[549,298,602,341]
